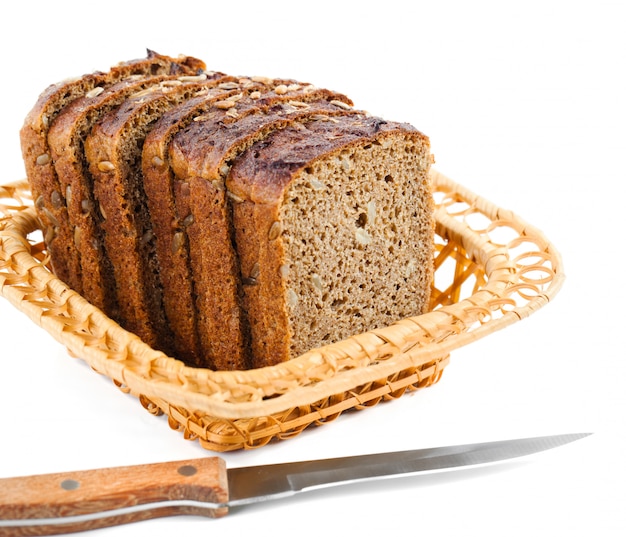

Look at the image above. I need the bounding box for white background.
[1,1,624,535]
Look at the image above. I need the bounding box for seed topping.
[268,221,282,240]
[98,161,115,173]
[171,232,184,254]
[250,76,274,85]
[367,200,376,224]
[151,155,165,167]
[225,107,239,119]
[131,86,158,99]
[287,289,299,307]
[330,99,352,110]
[41,207,60,228]
[214,99,237,109]
[287,100,310,109]
[161,79,183,88]
[217,82,241,90]
[44,226,56,244]
[219,163,230,177]
[85,86,104,99]
[141,230,154,246]
[243,263,260,286]
[226,190,244,203]
[310,274,323,292]
[178,74,208,83]
[309,178,326,191]
[81,199,93,214]
[50,190,63,209]
[73,226,82,247]
[238,78,255,88]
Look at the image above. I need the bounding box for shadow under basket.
[0,170,564,451]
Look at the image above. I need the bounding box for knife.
[0,433,590,536]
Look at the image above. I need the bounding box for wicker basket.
[0,170,564,451]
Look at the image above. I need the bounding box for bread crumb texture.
[279,134,433,357]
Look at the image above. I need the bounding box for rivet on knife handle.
[0,457,229,536]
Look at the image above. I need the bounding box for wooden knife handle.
[0,457,229,536]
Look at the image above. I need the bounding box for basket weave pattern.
[0,171,564,450]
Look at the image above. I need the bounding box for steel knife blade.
[0,433,590,535]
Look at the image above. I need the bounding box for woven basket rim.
[0,170,565,421]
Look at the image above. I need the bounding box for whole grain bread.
[21,53,434,372]
[19,51,205,291]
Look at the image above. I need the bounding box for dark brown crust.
[20,51,205,290]
[228,115,422,203]
[228,115,429,366]
[171,88,352,180]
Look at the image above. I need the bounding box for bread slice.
[82,74,236,355]
[19,50,205,291]
[167,87,356,369]
[142,77,305,365]
[226,114,434,367]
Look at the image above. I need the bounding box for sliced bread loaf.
[22,53,434,372]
